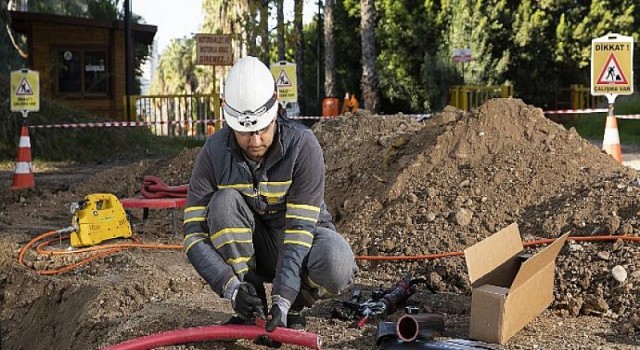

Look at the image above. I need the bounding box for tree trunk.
[360,0,379,112]
[259,0,270,65]
[324,0,336,98]
[294,0,305,113]
[277,0,285,61]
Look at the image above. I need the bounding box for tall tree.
[276,0,285,61]
[360,0,379,112]
[376,0,429,112]
[1,3,25,73]
[258,0,270,64]
[324,0,336,97]
[294,0,305,113]
[202,0,250,60]
[149,38,199,95]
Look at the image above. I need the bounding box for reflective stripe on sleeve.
[218,183,256,197]
[286,203,320,223]
[258,180,292,197]
[183,232,208,253]
[284,229,313,248]
[183,206,206,223]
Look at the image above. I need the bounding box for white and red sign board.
[453,48,472,63]
[591,33,634,100]
[195,34,233,66]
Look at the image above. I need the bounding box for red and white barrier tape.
[544,108,608,114]
[30,111,640,129]
[29,119,219,129]
[616,114,640,120]
[28,114,432,129]
[543,109,640,120]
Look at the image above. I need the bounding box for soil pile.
[1,98,639,349]
[314,99,640,333]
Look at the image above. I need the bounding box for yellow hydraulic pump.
[69,193,132,247]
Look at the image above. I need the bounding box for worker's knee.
[306,228,356,294]
[208,189,244,212]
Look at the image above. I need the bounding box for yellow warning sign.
[591,33,634,97]
[11,69,40,113]
[270,61,298,103]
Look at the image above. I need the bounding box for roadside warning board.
[270,61,298,103]
[10,69,39,113]
[195,34,233,66]
[591,33,634,98]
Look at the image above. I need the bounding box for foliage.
[159,0,640,115]
[0,4,25,74]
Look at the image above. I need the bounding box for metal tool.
[332,277,431,328]
[69,193,132,247]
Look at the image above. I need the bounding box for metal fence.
[124,94,222,140]
[448,84,513,111]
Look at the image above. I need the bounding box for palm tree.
[276,0,285,61]
[258,0,270,65]
[324,0,336,98]
[360,0,379,112]
[294,0,305,113]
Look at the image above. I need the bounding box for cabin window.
[56,49,109,96]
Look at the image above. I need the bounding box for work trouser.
[207,189,357,308]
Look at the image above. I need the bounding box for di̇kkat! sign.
[591,33,634,98]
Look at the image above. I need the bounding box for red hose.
[101,324,322,350]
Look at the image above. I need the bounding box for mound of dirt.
[1,98,640,349]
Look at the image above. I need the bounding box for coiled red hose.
[101,324,322,350]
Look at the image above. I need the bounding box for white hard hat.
[223,56,278,132]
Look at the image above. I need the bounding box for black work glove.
[233,282,265,321]
[265,304,286,332]
[254,304,286,348]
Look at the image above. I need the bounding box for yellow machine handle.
[81,193,119,211]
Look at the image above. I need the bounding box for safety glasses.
[223,94,277,128]
[234,119,275,137]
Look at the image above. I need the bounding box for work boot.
[286,309,306,330]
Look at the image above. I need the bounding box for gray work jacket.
[183,116,332,303]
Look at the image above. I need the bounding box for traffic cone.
[602,115,622,163]
[341,92,350,114]
[10,124,35,190]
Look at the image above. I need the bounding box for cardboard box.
[464,223,568,344]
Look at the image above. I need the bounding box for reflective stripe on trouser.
[208,189,357,305]
[208,189,261,279]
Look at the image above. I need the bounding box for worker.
[183,56,357,335]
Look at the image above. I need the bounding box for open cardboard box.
[464,223,569,344]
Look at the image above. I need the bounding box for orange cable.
[20,229,640,274]
[355,235,640,261]
[19,230,182,275]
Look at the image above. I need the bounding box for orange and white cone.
[10,125,35,190]
[602,116,622,163]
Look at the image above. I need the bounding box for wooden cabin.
[9,11,156,120]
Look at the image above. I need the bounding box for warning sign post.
[10,69,40,117]
[591,33,634,164]
[591,33,634,103]
[270,61,298,104]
